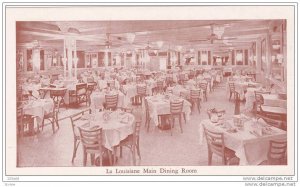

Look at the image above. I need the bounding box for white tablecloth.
[199,118,287,165]
[75,111,135,150]
[90,91,128,112]
[145,95,191,126]
[23,98,54,128]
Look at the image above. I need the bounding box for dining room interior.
[16,20,288,167]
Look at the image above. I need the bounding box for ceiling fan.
[189,24,236,44]
[97,33,124,50]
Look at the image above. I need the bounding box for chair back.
[228,82,235,92]
[70,109,90,138]
[133,121,142,140]
[79,127,103,151]
[76,83,87,96]
[107,80,116,89]
[254,91,270,106]
[267,140,287,164]
[204,127,225,157]
[190,89,201,100]
[170,99,184,114]
[156,80,164,88]
[17,107,23,124]
[120,85,127,95]
[105,94,118,110]
[199,82,208,92]
[137,85,147,95]
[86,77,94,83]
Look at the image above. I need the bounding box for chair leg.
[208,150,212,165]
[179,116,183,133]
[183,113,186,124]
[120,146,123,158]
[132,146,136,166]
[51,120,55,134]
[197,100,201,114]
[72,139,80,163]
[107,150,113,166]
[147,118,150,132]
[170,117,174,136]
[136,139,141,159]
[90,154,95,166]
[83,151,87,166]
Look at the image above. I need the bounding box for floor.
[18,80,244,167]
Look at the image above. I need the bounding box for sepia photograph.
[1,2,298,185]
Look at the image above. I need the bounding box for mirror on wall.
[270,20,286,82]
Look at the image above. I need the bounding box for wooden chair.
[42,99,60,134]
[155,80,164,94]
[199,82,208,101]
[254,91,270,115]
[165,77,174,87]
[256,113,286,131]
[69,83,88,106]
[169,100,184,136]
[144,98,151,132]
[107,80,116,90]
[78,127,109,166]
[69,109,90,163]
[50,89,67,111]
[203,127,237,165]
[204,78,212,92]
[228,82,236,101]
[267,140,287,165]
[86,82,97,106]
[104,94,119,111]
[135,85,147,105]
[189,89,201,114]
[17,106,35,137]
[118,121,142,166]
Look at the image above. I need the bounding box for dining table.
[199,116,287,165]
[22,98,54,134]
[145,94,192,126]
[75,110,135,151]
[227,80,261,100]
[167,85,204,101]
[90,90,128,112]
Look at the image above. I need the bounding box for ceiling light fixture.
[126,33,136,44]
[213,26,225,39]
[156,41,164,48]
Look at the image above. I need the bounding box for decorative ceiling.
[16,20,284,53]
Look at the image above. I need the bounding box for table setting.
[199,113,287,165]
[76,109,135,151]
